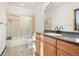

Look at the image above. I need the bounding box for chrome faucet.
[55,26,63,33]
[55,26,59,31]
[59,26,63,31]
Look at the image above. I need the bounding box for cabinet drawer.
[43,36,56,47]
[57,40,79,56]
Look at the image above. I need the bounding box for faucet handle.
[59,26,63,31]
[55,27,59,31]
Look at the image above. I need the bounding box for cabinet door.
[57,40,79,56]
[43,42,48,56]
[43,42,56,56]
[36,39,40,55]
[57,49,71,56]
[48,44,56,56]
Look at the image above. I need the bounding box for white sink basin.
[45,33,62,36]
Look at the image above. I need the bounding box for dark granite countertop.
[36,32,79,45]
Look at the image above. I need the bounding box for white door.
[0,7,6,24]
[0,24,6,55]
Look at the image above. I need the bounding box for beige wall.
[7,6,33,16]
[33,3,45,33]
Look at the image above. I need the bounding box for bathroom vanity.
[35,31,79,56]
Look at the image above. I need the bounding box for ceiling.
[7,2,45,10]
[45,2,65,12]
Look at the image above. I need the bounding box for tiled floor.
[4,44,35,56]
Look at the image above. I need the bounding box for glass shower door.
[20,16,32,38]
[7,15,21,38]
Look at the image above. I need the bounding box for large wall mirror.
[44,16,52,30]
[74,9,79,30]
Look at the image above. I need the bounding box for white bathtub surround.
[4,44,35,56]
[5,37,35,56]
[6,37,33,47]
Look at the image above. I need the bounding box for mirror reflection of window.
[76,10,79,30]
[75,9,79,30]
[44,17,51,30]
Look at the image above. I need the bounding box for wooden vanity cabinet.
[35,33,79,56]
[43,36,56,46]
[40,40,43,56]
[43,36,56,56]
[43,42,56,56]
[35,33,43,56]
[35,33,41,56]
[36,39,40,55]
[57,49,71,56]
[57,40,79,56]
[35,34,57,56]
